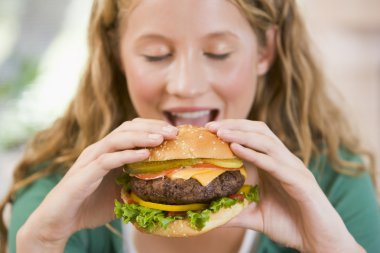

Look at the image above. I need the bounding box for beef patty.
[130,170,245,204]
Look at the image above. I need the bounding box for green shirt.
[8,151,380,252]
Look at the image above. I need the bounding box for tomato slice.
[131,193,207,211]
[229,193,245,202]
[131,168,179,180]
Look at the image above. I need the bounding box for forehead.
[122,0,252,39]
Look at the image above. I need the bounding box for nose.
[166,53,209,98]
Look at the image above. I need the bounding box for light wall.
[300,0,380,196]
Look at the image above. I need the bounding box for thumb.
[222,202,263,232]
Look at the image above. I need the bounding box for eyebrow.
[135,33,172,45]
[135,30,240,42]
[204,31,240,40]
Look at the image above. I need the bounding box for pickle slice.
[202,158,243,168]
[126,158,243,174]
[126,159,201,174]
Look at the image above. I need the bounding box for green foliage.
[0,57,40,150]
[114,200,183,232]
[0,57,39,99]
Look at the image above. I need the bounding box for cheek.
[211,57,257,115]
[124,60,163,117]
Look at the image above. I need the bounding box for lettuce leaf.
[114,200,183,232]
[115,174,131,191]
[244,185,260,202]
[187,209,211,230]
[209,197,238,213]
[114,185,260,232]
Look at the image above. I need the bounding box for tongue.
[174,114,210,126]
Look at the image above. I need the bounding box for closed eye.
[143,54,172,62]
[204,52,231,60]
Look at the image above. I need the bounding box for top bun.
[148,125,236,161]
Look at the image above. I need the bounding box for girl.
[1,0,379,252]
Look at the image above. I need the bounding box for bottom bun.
[133,199,249,237]
[120,187,255,237]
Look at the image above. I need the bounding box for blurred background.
[0,0,379,201]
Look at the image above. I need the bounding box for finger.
[114,119,178,138]
[222,201,263,231]
[104,131,165,152]
[82,169,123,224]
[217,129,281,156]
[74,132,161,169]
[232,143,317,200]
[48,149,149,228]
[230,143,294,185]
[234,143,317,201]
[65,149,149,197]
[217,128,305,172]
[206,120,278,139]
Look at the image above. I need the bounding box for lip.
[163,107,214,113]
[162,107,220,126]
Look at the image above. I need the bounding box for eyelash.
[143,52,231,62]
[144,54,172,62]
[204,52,231,60]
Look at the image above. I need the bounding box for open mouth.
[163,109,219,127]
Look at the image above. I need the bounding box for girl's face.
[120,0,271,126]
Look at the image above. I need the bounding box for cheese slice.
[168,166,247,186]
[239,167,247,179]
[191,170,225,186]
[168,167,216,180]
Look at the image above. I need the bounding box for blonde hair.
[0,0,374,251]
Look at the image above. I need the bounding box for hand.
[206,120,364,253]
[17,119,178,252]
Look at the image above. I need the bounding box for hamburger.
[114,125,259,237]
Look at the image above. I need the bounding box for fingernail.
[162,125,177,133]
[148,134,162,140]
[218,129,231,135]
[206,122,219,130]
[136,149,149,155]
